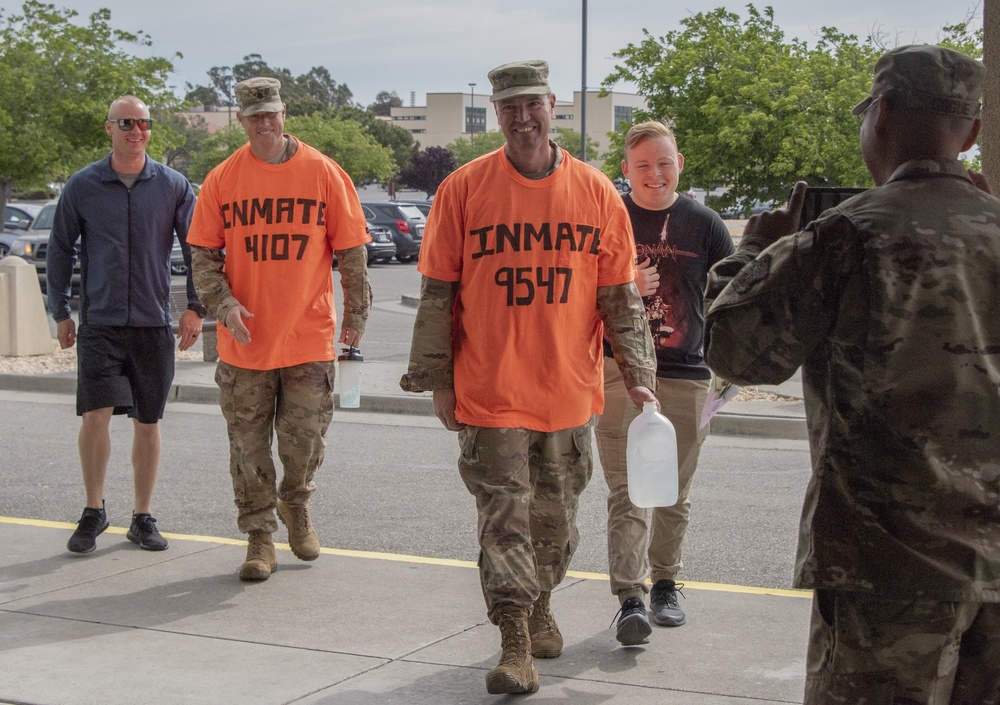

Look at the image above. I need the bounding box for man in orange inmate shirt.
[188,77,372,582]
[401,60,656,696]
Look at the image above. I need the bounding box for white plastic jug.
[626,401,679,507]
[337,347,363,409]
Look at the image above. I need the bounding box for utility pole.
[983,0,999,187]
[580,0,588,162]
[469,82,477,142]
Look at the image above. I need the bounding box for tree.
[0,1,178,210]
[398,146,456,198]
[184,84,221,110]
[186,125,247,183]
[446,130,507,167]
[602,5,879,214]
[155,109,211,179]
[187,115,397,187]
[335,105,417,174]
[552,127,599,161]
[186,57,354,117]
[368,90,403,117]
[287,114,396,185]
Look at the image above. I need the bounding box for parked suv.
[8,202,80,294]
[360,201,425,263]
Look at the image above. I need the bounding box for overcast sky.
[53,0,980,107]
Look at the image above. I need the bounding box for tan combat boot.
[239,530,277,581]
[277,500,320,561]
[528,590,563,658]
[486,606,539,695]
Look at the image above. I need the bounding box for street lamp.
[468,82,476,137]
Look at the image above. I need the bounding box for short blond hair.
[624,120,676,157]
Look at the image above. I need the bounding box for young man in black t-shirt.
[597,120,735,645]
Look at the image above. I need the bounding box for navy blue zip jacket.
[47,153,197,326]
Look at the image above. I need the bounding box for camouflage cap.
[851,44,984,119]
[488,60,550,103]
[235,77,283,117]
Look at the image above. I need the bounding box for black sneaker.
[67,503,109,554]
[127,513,168,551]
[650,579,686,626]
[613,596,652,646]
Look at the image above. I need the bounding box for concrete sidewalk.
[0,518,810,705]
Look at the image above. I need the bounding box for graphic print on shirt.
[469,219,602,306]
[634,214,697,349]
[221,196,327,263]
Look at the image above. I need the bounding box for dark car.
[393,199,432,218]
[364,224,396,264]
[170,238,189,275]
[360,201,426,263]
[8,203,80,294]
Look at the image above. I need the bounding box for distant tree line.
[0,1,982,212]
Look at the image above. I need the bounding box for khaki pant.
[216,360,335,534]
[595,358,710,600]
[458,423,593,624]
[806,590,1000,705]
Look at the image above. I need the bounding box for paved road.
[0,388,811,591]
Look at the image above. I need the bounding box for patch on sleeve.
[732,254,772,294]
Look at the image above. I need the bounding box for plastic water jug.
[626,402,679,507]
[337,347,363,409]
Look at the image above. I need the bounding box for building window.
[554,113,573,120]
[614,105,633,131]
[411,129,426,134]
[465,107,486,134]
[393,115,426,121]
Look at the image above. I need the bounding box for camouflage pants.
[216,360,335,534]
[806,590,1000,704]
[595,358,710,600]
[458,423,593,624]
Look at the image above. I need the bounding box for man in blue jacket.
[48,95,205,554]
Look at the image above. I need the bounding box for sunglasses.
[110,117,154,131]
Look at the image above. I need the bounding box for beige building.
[176,106,238,133]
[391,90,646,164]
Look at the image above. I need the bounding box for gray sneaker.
[650,579,686,626]
[127,513,168,551]
[614,597,652,646]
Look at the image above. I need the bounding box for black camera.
[798,187,867,229]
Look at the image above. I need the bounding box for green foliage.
[187,115,397,187]
[288,114,396,185]
[0,1,178,203]
[186,125,247,183]
[368,90,403,117]
[603,5,880,213]
[333,105,417,174]
[552,127,600,161]
[186,55,353,116]
[446,130,507,166]
[936,9,983,59]
[398,146,456,198]
[155,109,211,179]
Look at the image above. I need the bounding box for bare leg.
[131,420,162,515]
[79,408,114,509]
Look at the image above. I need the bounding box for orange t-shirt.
[187,140,370,370]
[419,147,636,431]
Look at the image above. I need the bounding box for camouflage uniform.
[705,158,1000,703]
[192,243,371,534]
[402,246,655,623]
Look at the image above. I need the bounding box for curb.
[0,374,807,440]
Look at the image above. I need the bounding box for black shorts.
[76,325,175,424]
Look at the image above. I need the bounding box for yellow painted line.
[0,515,810,598]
